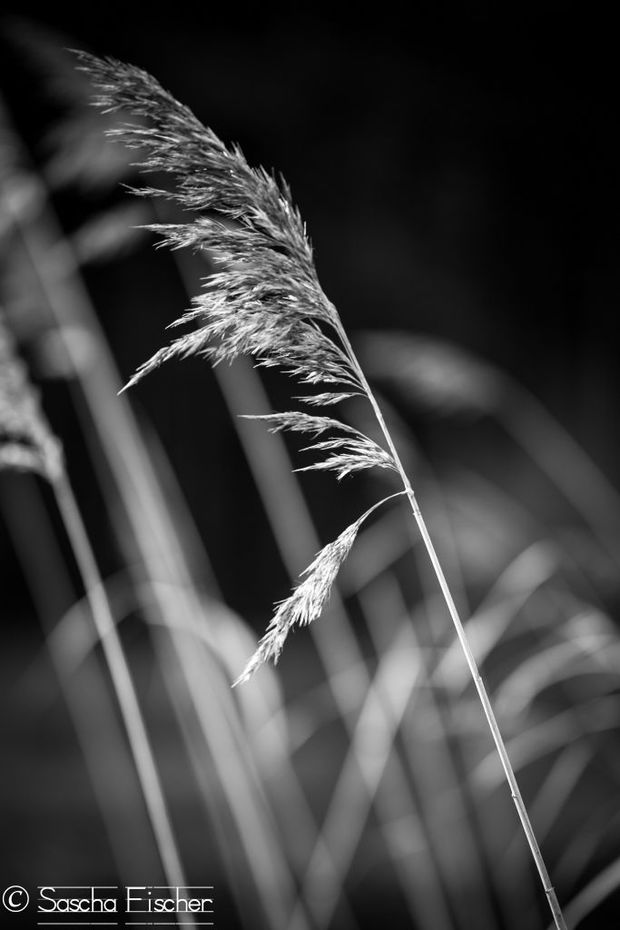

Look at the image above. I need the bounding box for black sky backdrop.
[0,4,619,616]
[1,10,620,927]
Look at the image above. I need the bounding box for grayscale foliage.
[76,51,399,679]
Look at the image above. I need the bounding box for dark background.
[1,5,618,425]
[1,3,619,612]
[0,6,619,929]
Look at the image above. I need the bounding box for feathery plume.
[242,412,397,480]
[297,391,362,406]
[78,52,569,930]
[76,51,399,679]
[0,315,63,480]
[74,52,360,397]
[233,494,403,685]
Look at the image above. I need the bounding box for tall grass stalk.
[170,247,372,700]
[343,401,508,928]
[359,573,503,930]
[297,617,456,930]
[174,243,464,928]
[0,94,308,929]
[0,477,159,878]
[289,421,500,928]
[80,52,568,930]
[349,353,563,930]
[0,318,188,899]
[474,695,620,790]
[501,744,590,875]
[11,47,469,924]
[52,473,189,896]
[434,541,559,693]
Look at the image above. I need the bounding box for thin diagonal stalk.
[157,625,358,930]
[433,541,560,694]
[342,405,505,928]
[474,695,620,786]
[0,476,158,879]
[37,569,319,930]
[71,55,567,928]
[209,353,448,925]
[1,112,310,929]
[297,621,456,930]
[360,573,504,930]
[142,582,312,930]
[52,471,188,897]
[299,533,496,930]
[345,388,472,623]
[170,245,430,824]
[171,225,521,930]
[335,320,568,930]
[502,744,590,869]
[139,581,359,929]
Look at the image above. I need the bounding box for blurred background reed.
[0,7,619,929]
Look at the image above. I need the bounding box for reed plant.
[0,79,309,930]
[76,51,570,930]
[5,26,619,927]
[6,43,497,927]
[0,313,188,897]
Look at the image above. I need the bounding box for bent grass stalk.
[80,52,568,930]
[342,400,507,927]
[0,478,161,879]
[0,318,188,901]
[359,573,504,930]
[355,348,567,930]
[343,337,573,930]
[0,98,307,930]
[52,474,190,898]
[169,238,457,923]
[296,614,455,930]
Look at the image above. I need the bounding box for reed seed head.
[78,52,401,680]
[0,316,63,481]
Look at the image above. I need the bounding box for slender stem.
[0,477,160,879]
[0,116,306,929]
[336,322,568,930]
[52,472,189,902]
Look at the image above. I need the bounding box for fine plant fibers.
[78,52,568,930]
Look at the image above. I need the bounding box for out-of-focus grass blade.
[171,245,431,917]
[502,743,591,866]
[295,624,457,930]
[474,694,620,788]
[547,856,620,930]
[0,88,310,930]
[434,541,559,691]
[360,571,506,930]
[358,330,620,566]
[0,475,159,879]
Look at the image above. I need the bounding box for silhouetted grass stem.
[335,320,568,930]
